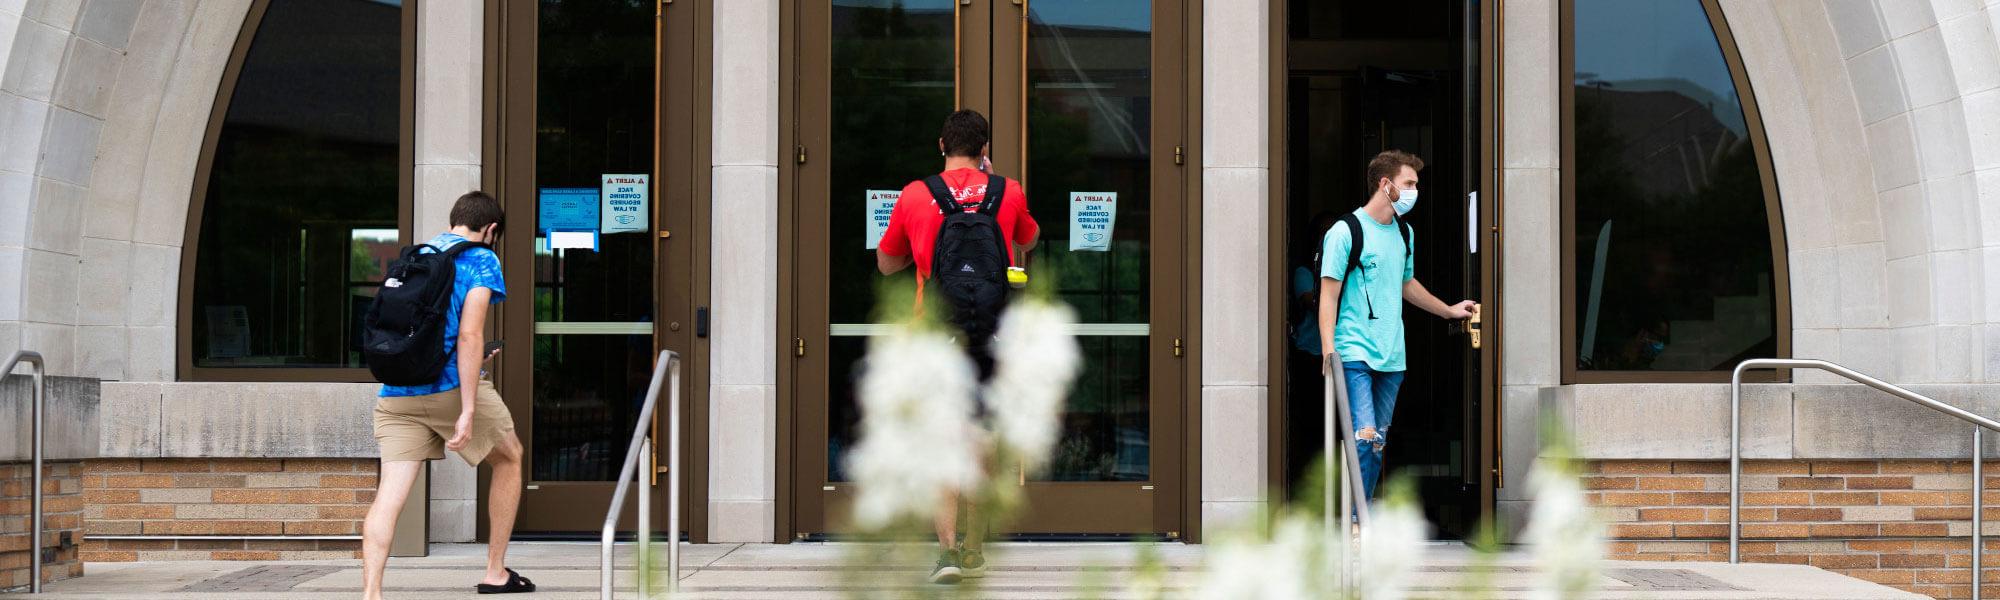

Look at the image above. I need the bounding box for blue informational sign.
[537,187,600,232]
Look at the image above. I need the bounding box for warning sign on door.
[1069,192,1117,252]
[864,189,899,249]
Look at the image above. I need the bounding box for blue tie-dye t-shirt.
[379,233,507,397]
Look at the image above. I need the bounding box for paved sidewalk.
[6,542,1928,599]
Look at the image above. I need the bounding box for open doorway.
[1279,0,1484,539]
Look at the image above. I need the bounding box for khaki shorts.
[374,379,517,465]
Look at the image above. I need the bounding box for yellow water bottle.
[1006,267,1028,288]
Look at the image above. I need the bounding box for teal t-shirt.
[1319,209,1414,372]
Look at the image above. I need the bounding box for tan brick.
[244,473,322,488]
[1742,523,1808,538]
[278,489,355,504]
[284,521,358,535]
[82,489,138,504]
[1923,507,1978,520]
[213,521,283,535]
[174,504,249,520]
[1637,508,1706,522]
[78,551,136,562]
[243,539,321,551]
[1880,491,1955,506]
[213,551,282,561]
[84,521,139,536]
[1672,492,1729,506]
[1634,541,1711,553]
[1774,541,1846,553]
[1598,492,1673,507]
[210,460,284,473]
[1814,461,1883,475]
[176,539,244,551]
[140,460,213,473]
[1607,523,1673,539]
[1814,491,1879,506]
[1671,461,1729,474]
[1849,540,1915,552]
[1883,522,1950,537]
[1918,568,1973,584]
[1637,477,1713,491]
[1673,524,1727,538]
[1808,523,1878,537]
[1775,508,1843,521]
[1838,569,1914,585]
[103,474,174,488]
[285,459,365,472]
[101,539,174,551]
[173,474,247,488]
[1882,553,1948,568]
[139,489,210,504]
[1846,476,1915,490]
[319,474,377,488]
[1742,553,1810,565]
[1778,477,1844,491]
[85,460,140,473]
[102,505,173,520]
[1731,508,1778,522]
[245,505,318,520]
[1914,539,1968,552]
[1809,554,1878,569]
[1841,506,1915,522]
[1913,474,1974,490]
[1744,492,1811,506]
[211,489,280,504]
[1598,461,1672,475]
[316,505,368,520]
[142,521,214,535]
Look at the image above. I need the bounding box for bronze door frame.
[780,0,1194,540]
[482,0,712,540]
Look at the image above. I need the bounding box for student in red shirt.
[875,109,1038,584]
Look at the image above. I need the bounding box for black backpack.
[922,173,1010,343]
[361,240,489,385]
[1336,213,1413,320]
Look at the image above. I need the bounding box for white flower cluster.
[985,300,1083,471]
[1195,514,1323,600]
[1524,458,1606,600]
[1357,500,1429,600]
[844,327,983,529]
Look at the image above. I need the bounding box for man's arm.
[1317,277,1341,374]
[1403,278,1477,320]
[877,251,912,275]
[447,287,493,451]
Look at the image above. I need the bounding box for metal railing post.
[638,437,652,598]
[4,351,45,594]
[1729,358,2000,597]
[601,351,680,600]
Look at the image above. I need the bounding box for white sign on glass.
[1069,192,1117,252]
[864,189,900,249]
[600,174,649,234]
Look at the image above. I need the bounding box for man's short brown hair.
[940,109,991,158]
[1364,150,1425,194]
[449,191,504,234]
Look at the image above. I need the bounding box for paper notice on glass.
[537,187,598,232]
[864,189,900,249]
[1069,192,1117,252]
[600,174,649,234]
[549,230,598,251]
[1467,191,1478,254]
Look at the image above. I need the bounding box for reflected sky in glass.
[1574,0,1743,133]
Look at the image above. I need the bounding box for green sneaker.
[927,549,963,584]
[959,547,987,579]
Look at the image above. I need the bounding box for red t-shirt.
[878,168,1039,293]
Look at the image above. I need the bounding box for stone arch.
[1719,0,1999,384]
[0,0,251,380]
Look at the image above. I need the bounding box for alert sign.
[600,174,649,234]
[1069,192,1117,252]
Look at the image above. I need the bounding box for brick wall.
[1,461,83,592]
[79,458,375,562]
[1589,459,2000,599]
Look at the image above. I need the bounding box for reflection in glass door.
[793,0,1187,537]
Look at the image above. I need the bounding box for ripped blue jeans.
[1342,361,1405,501]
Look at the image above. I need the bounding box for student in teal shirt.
[1317,151,1479,501]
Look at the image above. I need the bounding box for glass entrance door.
[791,0,1188,537]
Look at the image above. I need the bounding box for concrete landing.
[6,542,1929,599]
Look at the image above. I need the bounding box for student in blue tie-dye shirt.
[361,191,536,597]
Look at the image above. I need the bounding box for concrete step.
[7,542,1930,600]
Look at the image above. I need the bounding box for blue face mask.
[1390,185,1418,216]
[1641,340,1666,359]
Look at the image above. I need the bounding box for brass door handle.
[1467,312,1482,350]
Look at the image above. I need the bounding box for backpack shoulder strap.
[922,175,958,214]
[1394,216,1413,258]
[974,174,1005,215]
[1339,214,1364,279]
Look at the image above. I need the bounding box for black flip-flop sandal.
[475,568,536,594]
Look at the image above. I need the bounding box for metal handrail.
[1731,358,2000,600]
[600,350,681,599]
[4,351,45,593]
[1324,354,1373,593]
